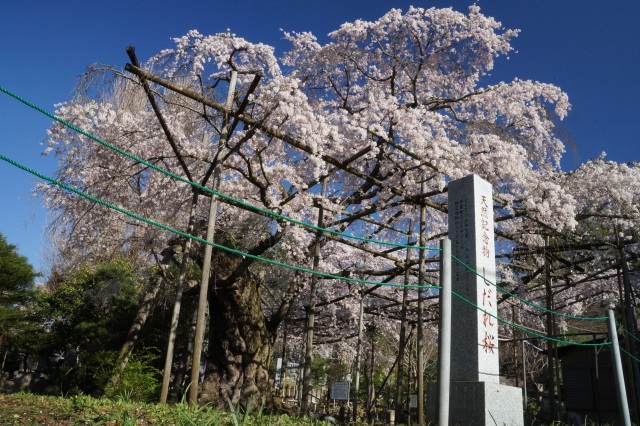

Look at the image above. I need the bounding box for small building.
[556,339,623,424]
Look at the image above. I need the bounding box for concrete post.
[438,238,452,426]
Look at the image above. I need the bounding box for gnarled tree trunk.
[199,276,275,409]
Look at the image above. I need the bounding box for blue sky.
[1,0,639,275]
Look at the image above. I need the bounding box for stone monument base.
[426,381,523,425]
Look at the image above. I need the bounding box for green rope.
[451,254,608,322]
[0,86,609,324]
[7,156,609,348]
[0,154,439,290]
[617,321,640,344]
[620,346,640,364]
[0,85,439,253]
[451,289,610,347]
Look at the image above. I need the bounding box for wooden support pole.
[187,71,237,406]
[417,180,427,425]
[301,179,327,414]
[395,221,413,422]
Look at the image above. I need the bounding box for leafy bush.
[61,348,161,402]
[95,349,161,402]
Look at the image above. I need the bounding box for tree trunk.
[171,306,197,400]
[0,348,7,389]
[108,273,164,388]
[544,243,557,421]
[396,225,412,422]
[199,276,275,409]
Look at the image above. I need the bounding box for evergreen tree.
[0,233,38,374]
[0,233,37,306]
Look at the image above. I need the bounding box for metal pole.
[188,71,237,405]
[346,380,351,422]
[619,238,640,422]
[301,179,327,415]
[608,309,632,426]
[437,238,451,426]
[522,340,527,409]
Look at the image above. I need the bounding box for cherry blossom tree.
[39,5,640,411]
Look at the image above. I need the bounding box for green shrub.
[87,348,161,402]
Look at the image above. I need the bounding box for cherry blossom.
[39,5,638,409]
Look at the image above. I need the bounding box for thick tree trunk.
[199,276,275,409]
[191,226,292,409]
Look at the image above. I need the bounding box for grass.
[3,393,631,425]
[0,392,331,425]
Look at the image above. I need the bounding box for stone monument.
[427,174,523,425]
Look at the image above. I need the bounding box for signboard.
[274,357,282,389]
[331,381,350,400]
[409,394,417,408]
